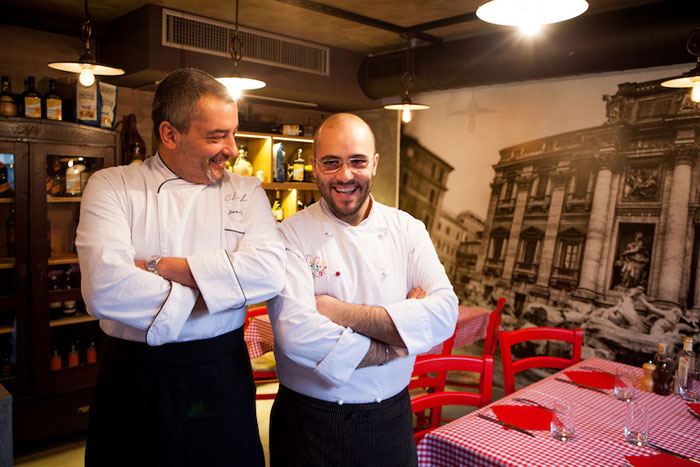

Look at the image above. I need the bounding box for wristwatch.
[146,255,162,276]
[380,344,390,366]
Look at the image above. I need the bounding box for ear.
[372,152,380,176]
[159,121,179,150]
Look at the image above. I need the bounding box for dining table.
[416,357,700,466]
[244,304,492,359]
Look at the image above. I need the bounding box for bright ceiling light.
[661,27,700,103]
[476,0,589,35]
[216,0,266,99]
[48,0,125,85]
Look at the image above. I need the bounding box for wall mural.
[404,65,699,368]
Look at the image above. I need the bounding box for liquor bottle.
[272,191,283,222]
[47,159,65,197]
[44,79,62,120]
[22,76,42,119]
[0,76,17,117]
[120,114,147,165]
[233,147,253,176]
[65,159,86,196]
[291,149,305,182]
[676,336,695,394]
[6,207,15,258]
[49,346,62,371]
[67,342,79,367]
[86,340,97,364]
[652,342,674,396]
[273,143,286,182]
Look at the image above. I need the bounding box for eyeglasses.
[315,158,370,174]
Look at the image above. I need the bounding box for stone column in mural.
[475,177,504,274]
[533,169,570,295]
[657,145,696,305]
[574,148,615,300]
[502,174,532,279]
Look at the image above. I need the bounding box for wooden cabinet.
[0,117,116,448]
[235,131,318,219]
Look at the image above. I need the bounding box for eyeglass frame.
[313,155,377,174]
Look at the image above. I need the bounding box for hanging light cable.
[476,0,589,36]
[48,0,125,86]
[217,0,266,99]
[384,37,429,123]
[661,27,700,103]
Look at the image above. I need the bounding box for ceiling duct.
[359,1,700,99]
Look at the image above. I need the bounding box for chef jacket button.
[337,400,344,405]
[375,397,382,403]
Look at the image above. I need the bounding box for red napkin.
[563,370,616,389]
[491,405,553,430]
[625,453,699,467]
[688,403,700,417]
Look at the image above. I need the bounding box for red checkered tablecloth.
[244,305,492,359]
[417,357,700,467]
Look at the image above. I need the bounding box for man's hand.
[407,287,426,299]
[135,257,198,288]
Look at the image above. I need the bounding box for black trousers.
[270,385,418,467]
[85,328,264,467]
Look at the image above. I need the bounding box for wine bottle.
[291,149,305,182]
[0,76,17,117]
[22,76,42,119]
[652,342,674,396]
[676,336,695,396]
[272,191,283,222]
[44,79,63,120]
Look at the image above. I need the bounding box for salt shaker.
[640,361,655,392]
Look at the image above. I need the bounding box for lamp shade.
[216,76,266,100]
[477,0,588,34]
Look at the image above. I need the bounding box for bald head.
[314,113,376,158]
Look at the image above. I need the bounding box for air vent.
[162,9,329,76]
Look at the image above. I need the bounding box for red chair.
[410,355,493,444]
[244,306,278,400]
[499,326,583,395]
[445,297,505,389]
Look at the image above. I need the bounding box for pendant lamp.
[384,38,429,123]
[48,0,124,86]
[476,0,589,35]
[661,27,700,103]
[217,0,266,99]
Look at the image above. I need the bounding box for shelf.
[47,196,82,203]
[49,253,78,265]
[48,288,81,302]
[0,198,14,204]
[272,135,314,143]
[0,324,13,335]
[49,313,96,328]
[262,182,317,191]
[0,259,14,269]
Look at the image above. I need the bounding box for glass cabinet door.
[32,142,114,396]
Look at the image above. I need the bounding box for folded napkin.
[688,402,700,417]
[563,370,616,389]
[625,453,698,467]
[491,405,553,430]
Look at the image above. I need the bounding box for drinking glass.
[550,399,575,441]
[624,401,649,446]
[614,368,636,402]
[679,365,700,402]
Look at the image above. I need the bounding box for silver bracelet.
[380,344,389,366]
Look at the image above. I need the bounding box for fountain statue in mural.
[616,231,650,289]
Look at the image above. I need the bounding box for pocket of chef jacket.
[224,220,246,251]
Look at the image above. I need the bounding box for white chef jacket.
[268,197,458,403]
[76,154,286,346]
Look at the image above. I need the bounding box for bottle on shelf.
[67,343,79,368]
[6,207,15,258]
[0,76,18,117]
[49,346,62,371]
[120,114,147,165]
[22,76,42,119]
[44,79,62,121]
[86,340,97,364]
[675,336,695,394]
[232,146,253,176]
[297,196,305,212]
[652,342,674,396]
[65,159,86,196]
[291,149,305,182]
[273,143,286,182]
[47,159,65,197]
[272,191,283,222]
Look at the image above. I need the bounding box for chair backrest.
[244,306,268,331]
[483,297,506,357]
[410,355,494,443]
[499,326,583,395]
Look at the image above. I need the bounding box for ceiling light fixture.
[476,0,589,36]
[217,0,266,99]
[661,27,700,103]
[384,36,429,123]
[48,0,125,86]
